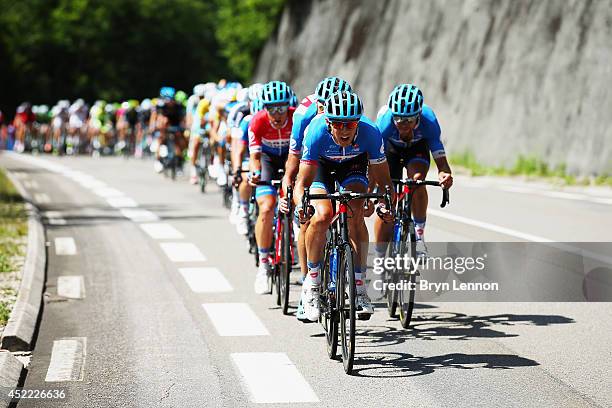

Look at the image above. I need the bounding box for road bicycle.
[303,187,391,374]
[385,178,449,329]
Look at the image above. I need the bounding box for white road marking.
[592,197,612,205]
[140,223,184,240]
[93,187,124,198]
[202,303,269,336]
[120,209,160,222]
[159,242,206,262]
[540,191,589,201]
[54,237,77,255]
[45,338,87,382]
[428,209,553,242]
[106,196,138,208]
[23,180,33,189]
[12,172,27,179]
[83,180,107,190]
[45,211,67,225]
[179,267,233,292]
[231,353,319,403]
[499,186,537,194]
[429,210,612,265]
[57,276,85,299]
[34,193,51,204]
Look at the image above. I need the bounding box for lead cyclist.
[373,84,453,259]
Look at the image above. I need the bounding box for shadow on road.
[352,351,539,378]
[359,311,575,346]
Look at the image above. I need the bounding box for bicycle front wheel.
[398,226,417,329]
[338,243,356,374]
[280,214,292,315]
[320,241,338,359]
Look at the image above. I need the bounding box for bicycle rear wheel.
[320,241,338,359]
[338,243,356,374]
[398,226,417,329]
[280,214,292,315]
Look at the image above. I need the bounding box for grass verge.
[450,151,612,187]
[0,169,28,327]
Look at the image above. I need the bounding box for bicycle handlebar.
[392,178,450,208]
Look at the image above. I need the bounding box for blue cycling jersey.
[238,114,252,146]
[376,104,446,158]
[290,95,318,155]
[301,115,387,165]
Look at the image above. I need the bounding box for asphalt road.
[1,152,610,407]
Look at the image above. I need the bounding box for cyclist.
[227,88,252,223]
[156,87,187,171]
[374,84,453,259]
[13,102,36,152]
[282,76,352,299]
[187,84,207,184]
[232,90,264,235]
[293,90,394,321]
[137,99,153,157]
[248,80,296,294]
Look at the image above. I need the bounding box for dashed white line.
[12,172,27,179]
[592,197,612,205]
[179,267,233,292]
[120,209,160,222]
[140,223,184,240]
[159,242,206,262]
[540,191,589,201]
[57,276,85,299]
[54,237,77,255]
[106,196,138,208]
[202,303,269,336]
[45,211,67,225]
[34,193,51,204]
[45,338,87,382]
[93,187,124,198]
[231,353,319,403]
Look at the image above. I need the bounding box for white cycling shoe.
[217,170,228,186]
[356,293,374,320]
[236,211,249,235]
[254,264,270,295]
[300,283,320,322]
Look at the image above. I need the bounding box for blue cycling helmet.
[261,81,293,105]
[325,90,362,121]
[250,99,264,114]
[388,84,423,117]
[160,86,176,99]
[315,76,352,103]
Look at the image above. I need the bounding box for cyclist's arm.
[293,162,317,208]
[369,161,394,193]
[284,153,300,189]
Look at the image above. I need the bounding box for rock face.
[254,0,612,175]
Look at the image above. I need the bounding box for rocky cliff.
[254,0,612,175]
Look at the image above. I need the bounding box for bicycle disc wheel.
[398,227,417,329]
[321,242,338,359]
[338,244,356,374]
[280,215,292,315]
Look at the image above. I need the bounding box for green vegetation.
[216,0,286,81]
[450,151,611,186]
[0,0,286,113]
[0,170,27,327]
[0,170,28,274]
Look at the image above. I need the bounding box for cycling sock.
[374,242,388,260]
[355,266,367,295]
[413,217,426,240]
[306,261,321,286]
[258,248,270,265]
[239,200,248,214]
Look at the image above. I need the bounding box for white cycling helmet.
[236,88,249,103]
[247,83,264,102]
[193,83,206,97]
[140,98,152,110]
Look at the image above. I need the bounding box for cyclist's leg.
[406,140,431,239]
[374,145,403,258]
